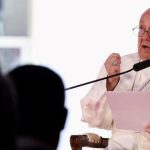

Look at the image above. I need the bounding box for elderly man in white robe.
[81,8,150,150]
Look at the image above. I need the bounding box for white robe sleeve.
[80,65,113,129]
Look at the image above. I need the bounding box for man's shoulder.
[121,52,139,62]
[120,52,140,70]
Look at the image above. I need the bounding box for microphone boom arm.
[65,68,133,90]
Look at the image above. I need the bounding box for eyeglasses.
[132,26,150,38]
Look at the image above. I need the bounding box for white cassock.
[81,52,150,150]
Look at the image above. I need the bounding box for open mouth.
[142,45,150,50]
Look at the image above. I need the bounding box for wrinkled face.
[138,9,150,60]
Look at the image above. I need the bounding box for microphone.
[133,59,150,71]
[65,59,150,90]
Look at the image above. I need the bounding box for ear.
[62,108,68,129]
[58,108,68,130]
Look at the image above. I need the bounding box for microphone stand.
[65,68,133,90]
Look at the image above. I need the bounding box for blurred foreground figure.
[0,73,17,150]
[8,64,67,150]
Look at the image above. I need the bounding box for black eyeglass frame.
[132,26,150,38]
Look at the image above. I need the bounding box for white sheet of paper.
[106,91,150,132]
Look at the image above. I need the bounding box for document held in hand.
[106,91,150,132]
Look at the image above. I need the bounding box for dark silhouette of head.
[8,64,67,149]
[0,73,17,150]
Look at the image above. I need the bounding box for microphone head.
[133,59,150,71]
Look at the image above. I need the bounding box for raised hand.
[104,53,121,91]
